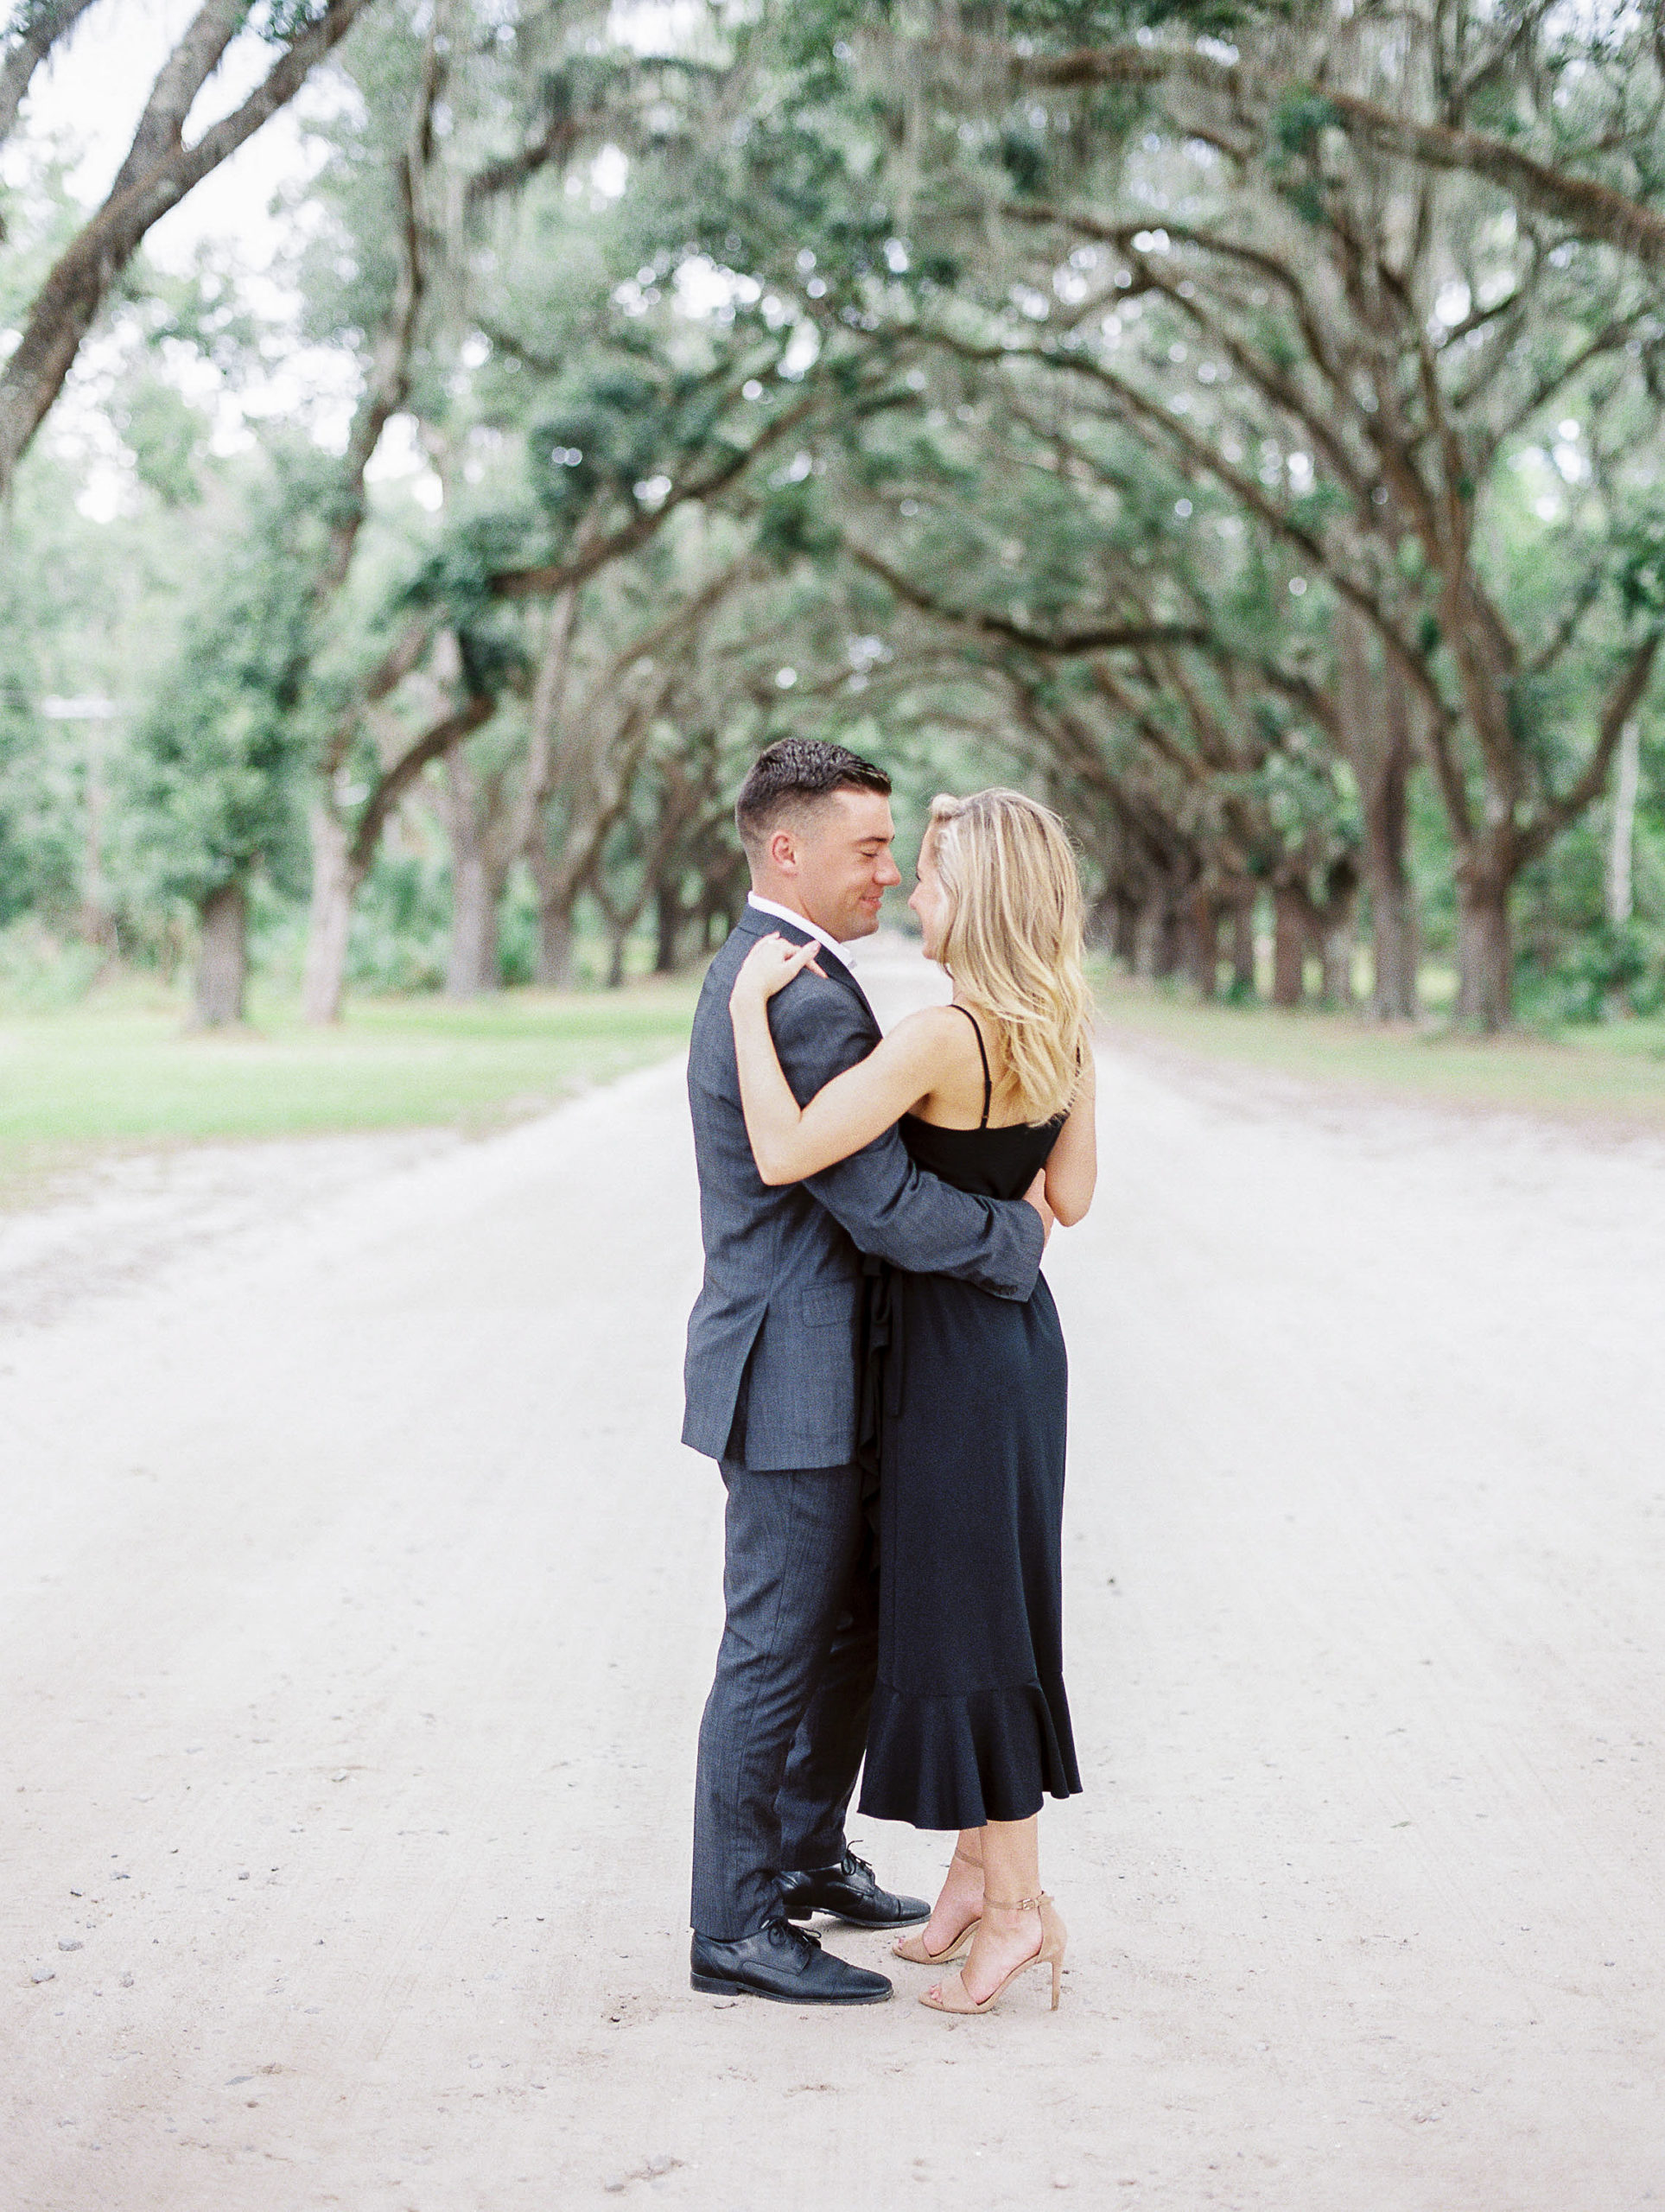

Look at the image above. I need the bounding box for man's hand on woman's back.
[1025,1170,1055,1247]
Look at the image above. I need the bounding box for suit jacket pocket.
[797,1287,854,1329]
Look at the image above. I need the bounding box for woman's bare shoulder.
[887,1003,975,1041]
[882,1004,981,1070]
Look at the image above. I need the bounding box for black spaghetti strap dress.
[857,1007,1082,1831]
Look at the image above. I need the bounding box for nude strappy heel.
[918,1893,1066,2014]
[893,1851,983,1965]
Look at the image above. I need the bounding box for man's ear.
[768,827,798,875]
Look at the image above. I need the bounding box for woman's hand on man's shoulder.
[729,931,827,1013]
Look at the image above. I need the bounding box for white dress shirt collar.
[745,893,852,968]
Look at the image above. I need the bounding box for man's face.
[772,789,902,942]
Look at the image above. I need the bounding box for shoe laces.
[764,1915,822,1951]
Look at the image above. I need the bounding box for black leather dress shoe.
[690,1917,892,2005]
[778,1849,930,1929]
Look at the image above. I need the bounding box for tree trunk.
[1312,856,1359,1007]
[442,752,505,999]
[1367,864,1419,1020]
[1112,890,1139,969]
[1338,605,1419,1020]
[1132,889,1158,977]
[1229,892,1256,997]
[1271,884,1309,1007]
[1134,879,1184,978]
[606,925,628,988]
[654,880,684,974]
[302,804,362,1026]
[1605,719,1641,926]
[447,857,499,997]
[1088,868,1139,965]
[1319,915,1355,1007]
[1455,874,1513,1030]
[528,836,576,987]
[1132,888,1160,977]
[194,880,247,1027]
[535,899,574,988]
[1185,889,1221,1000]
[700,895,735,952]
[1357,687,1418,1016]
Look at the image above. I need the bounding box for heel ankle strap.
[983,1891,1045,1913]
[950,1850,982,1873]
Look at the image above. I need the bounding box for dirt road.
[4,943,1663,2210]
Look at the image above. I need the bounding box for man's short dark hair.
[734,739,892,856]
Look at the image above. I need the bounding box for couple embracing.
[683,739,1096,2016]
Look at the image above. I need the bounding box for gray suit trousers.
[690,1459,878,1940]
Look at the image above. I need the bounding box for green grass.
[0,973,701,1206]
[1093,967,1665,1130]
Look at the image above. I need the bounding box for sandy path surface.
[0,1131,462,1332]
[4,939,1663,2211]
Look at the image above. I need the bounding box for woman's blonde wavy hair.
[925,788,1089,1123]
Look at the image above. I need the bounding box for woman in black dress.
[728,790,1096,2016]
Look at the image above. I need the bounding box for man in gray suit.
[684,739,1048,2005]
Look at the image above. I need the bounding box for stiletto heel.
[893,1850,983,1965]
[918,1894,1067,2016]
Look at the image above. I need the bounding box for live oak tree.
[751,0,1665,1024]
[288,0,847,1014]
[120,448,327,1024]
[826,375,1366,1001]
[643,4,1373,1003]
[269,0,647,1020]
[126,0,712,1020]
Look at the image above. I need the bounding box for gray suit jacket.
[683,906,1045,1471]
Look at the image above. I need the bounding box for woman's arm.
[1044,1042,1097,1226]
[729,934,944,1184]
[772,975,1047,1298]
